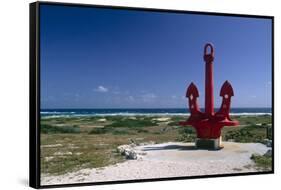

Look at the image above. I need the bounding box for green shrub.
[88,128,109,134]
[168,121,181,126]
[106,119,156,128]
[136,129,149,133]
[177,127,196,142]
[251,154,272,170]
[41,124,80,134]
[224,125,270,143]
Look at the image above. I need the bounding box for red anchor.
[180,43,239,142]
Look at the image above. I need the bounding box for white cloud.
[128,96,135,101]
[141,93,157,102]
[94,86,108,93]
[171,95,177,99]
[112,91,120,94]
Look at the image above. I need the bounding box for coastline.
[41,112,272,118]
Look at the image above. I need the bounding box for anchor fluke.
[216,80,235,120]
[186,82,199,98]
[186,82,201,117]
[220,80,234,97]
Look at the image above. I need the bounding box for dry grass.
[40,116,180,175]
[40,115,272,175]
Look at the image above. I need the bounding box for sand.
[152,117,171,121]
[41,142,270,185]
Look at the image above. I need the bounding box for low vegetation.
[176,127,197,142]
[41,124,81,134]
[88,127,109,134]
[40,115,272,175]
[105,118,157,128]
[251,153,272,170]
[223,125,271,143]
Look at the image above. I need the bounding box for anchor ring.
[204,43,214,56]
[203,43,214,63]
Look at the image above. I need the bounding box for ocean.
[41,108,272,118]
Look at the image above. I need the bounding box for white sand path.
[41,142,270,185]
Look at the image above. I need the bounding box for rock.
[262,139,272,147]
[264,149,272,157]
[117,145,131,155]
[117,141,156,160]
[117,144,138,159]
[124,149,137,160]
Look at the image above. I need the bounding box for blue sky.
[40,4,272,109]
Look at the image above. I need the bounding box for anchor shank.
[204,44,214,116]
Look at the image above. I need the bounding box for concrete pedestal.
[195,136,223,150]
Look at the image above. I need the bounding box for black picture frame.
[29,1,274,189]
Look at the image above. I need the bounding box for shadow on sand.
[141,145,197,151]
[141,144,223,151]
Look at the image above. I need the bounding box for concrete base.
[195,136,223,150]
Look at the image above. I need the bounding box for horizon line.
[41,107,272,109]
